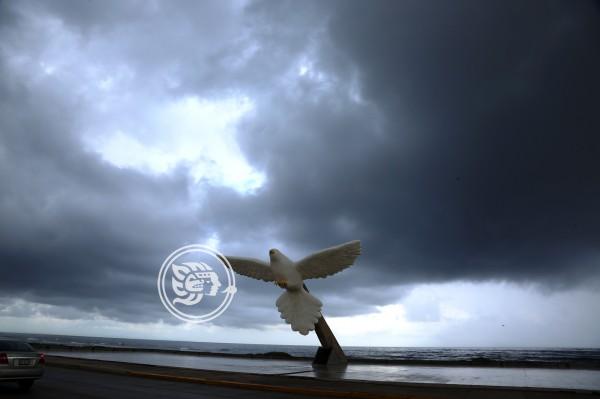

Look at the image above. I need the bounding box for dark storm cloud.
[331,0,600,286]
[0,28,200,322]
[210,0,600,289]
[1,0,599,330]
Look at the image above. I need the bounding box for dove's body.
[226,240,361,335]
[269,251,302,291]
[269,250,322,334]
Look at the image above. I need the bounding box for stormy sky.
[1,0,599,347]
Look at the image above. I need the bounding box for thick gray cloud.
[0,59,195,323]
[0,0,599,332]
[205,0,600,287]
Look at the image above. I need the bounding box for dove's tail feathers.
[276,289,322,335]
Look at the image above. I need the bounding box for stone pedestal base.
[312,316,348,366]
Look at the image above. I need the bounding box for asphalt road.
[0,367,330,399]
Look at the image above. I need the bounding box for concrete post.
[303,284,348,366]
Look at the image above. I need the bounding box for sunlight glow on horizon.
[2,282,599,347]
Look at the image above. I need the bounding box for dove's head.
[268,248,279,262]
[269,248,292,265]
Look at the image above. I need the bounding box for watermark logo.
[157,245,236,323]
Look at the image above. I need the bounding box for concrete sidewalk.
[48,351,600,392]
[46,355,600,398]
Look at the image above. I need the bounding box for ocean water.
[2,331,599,365]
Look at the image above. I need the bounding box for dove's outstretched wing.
[296,240,361,280]
[223,256,275,282]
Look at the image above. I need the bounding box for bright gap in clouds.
[327,282,600,348]
[89,95,265,194]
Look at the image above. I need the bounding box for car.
[0,339,45,391]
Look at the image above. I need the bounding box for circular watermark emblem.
[157,244,236,323]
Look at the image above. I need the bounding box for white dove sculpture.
[225,240,361,335]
